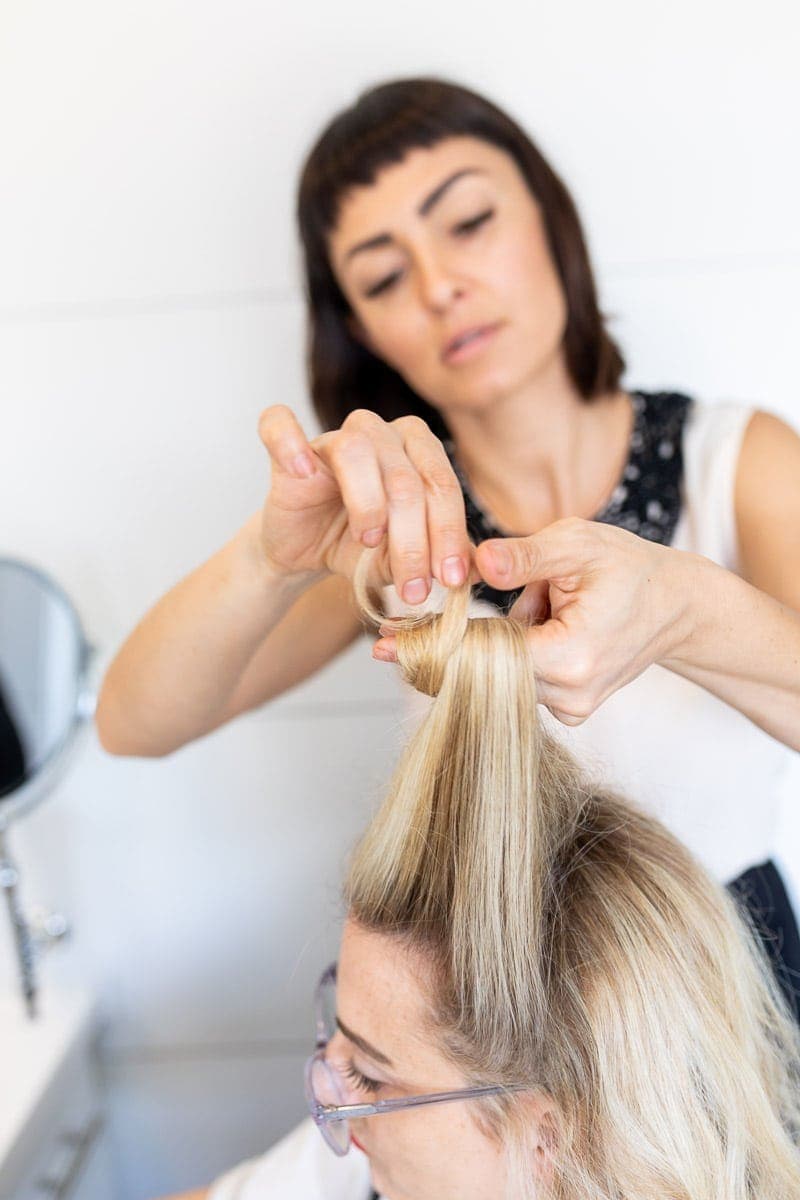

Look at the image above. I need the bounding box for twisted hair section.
[346,548,800,1200]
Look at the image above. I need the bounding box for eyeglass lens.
[307,1053,351,1155]
[319,970,337,1045]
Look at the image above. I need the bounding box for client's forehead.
[338,920,427,1042]
[337,920,465,1089]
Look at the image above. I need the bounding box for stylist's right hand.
[257,405,472,602]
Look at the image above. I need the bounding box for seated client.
[200,551,800,1200]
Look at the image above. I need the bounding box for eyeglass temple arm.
[317,1083,526,1122]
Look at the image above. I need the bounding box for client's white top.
[208,398,797,1199]
[208,1117,374,1199]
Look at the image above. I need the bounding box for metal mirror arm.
[0,820,36,1017]
[0,817,71,1019]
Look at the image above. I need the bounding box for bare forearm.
[95,512,323,757]
[661,553,800,750]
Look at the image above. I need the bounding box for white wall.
[1,1,799,1196]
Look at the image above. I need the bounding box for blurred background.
[1,1,798,1196]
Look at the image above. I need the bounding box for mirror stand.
[0,816,70,1019]
[0,820,35,1016]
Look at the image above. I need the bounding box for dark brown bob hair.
[296,77,625,439]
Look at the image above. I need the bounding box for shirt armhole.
[681,399,756,571]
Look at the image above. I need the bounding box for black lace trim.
[442,389,694,612]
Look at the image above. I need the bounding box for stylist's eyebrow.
[336,1016,393,1066]
[343,168,489,262]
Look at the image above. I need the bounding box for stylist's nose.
[415,251,466,311]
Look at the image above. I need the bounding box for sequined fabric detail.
[441,390,693,612]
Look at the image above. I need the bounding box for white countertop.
[0,989,96,1170]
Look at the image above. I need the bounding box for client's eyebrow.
[336,1016,393,1066]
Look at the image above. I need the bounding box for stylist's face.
[328,136,568,417]
[331,921,548,1200]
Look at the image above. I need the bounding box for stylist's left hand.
[373,517,693,726]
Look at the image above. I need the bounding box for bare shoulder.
[738,408,800,475]
[734,409,800,606]
[735,408,800,521]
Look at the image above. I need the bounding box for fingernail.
[490,544,511,576]
[362,526,385,547]
[402,577,428,605]
[372,642,395,662]
[291,452,315,478]
[442,555,466,586]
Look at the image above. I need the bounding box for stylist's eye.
[454,207,494,236]
[362,209,495,299]
[344,1062,384,1094]
[364,271,402,299]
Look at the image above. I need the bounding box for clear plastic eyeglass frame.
[304,961,527,1157]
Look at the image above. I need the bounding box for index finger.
[257,404,318,479]
[394,416,472,589]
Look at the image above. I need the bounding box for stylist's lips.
[442,321,503,364]
[351,1133,368,1153]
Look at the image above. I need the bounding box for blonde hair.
[346,552,800,1200]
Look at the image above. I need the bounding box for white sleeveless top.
[208,1118,374,1200]
[380,398,795,884]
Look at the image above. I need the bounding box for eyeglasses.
[304,961,526,1156]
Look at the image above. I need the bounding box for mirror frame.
[0,557,96,827]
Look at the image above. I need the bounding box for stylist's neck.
[440,355,628,531]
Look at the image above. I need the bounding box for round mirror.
[0,559,94,825]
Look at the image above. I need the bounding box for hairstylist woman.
[96,78,800,991]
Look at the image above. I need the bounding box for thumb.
[476,521,597,590]
[475,537,537,587]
